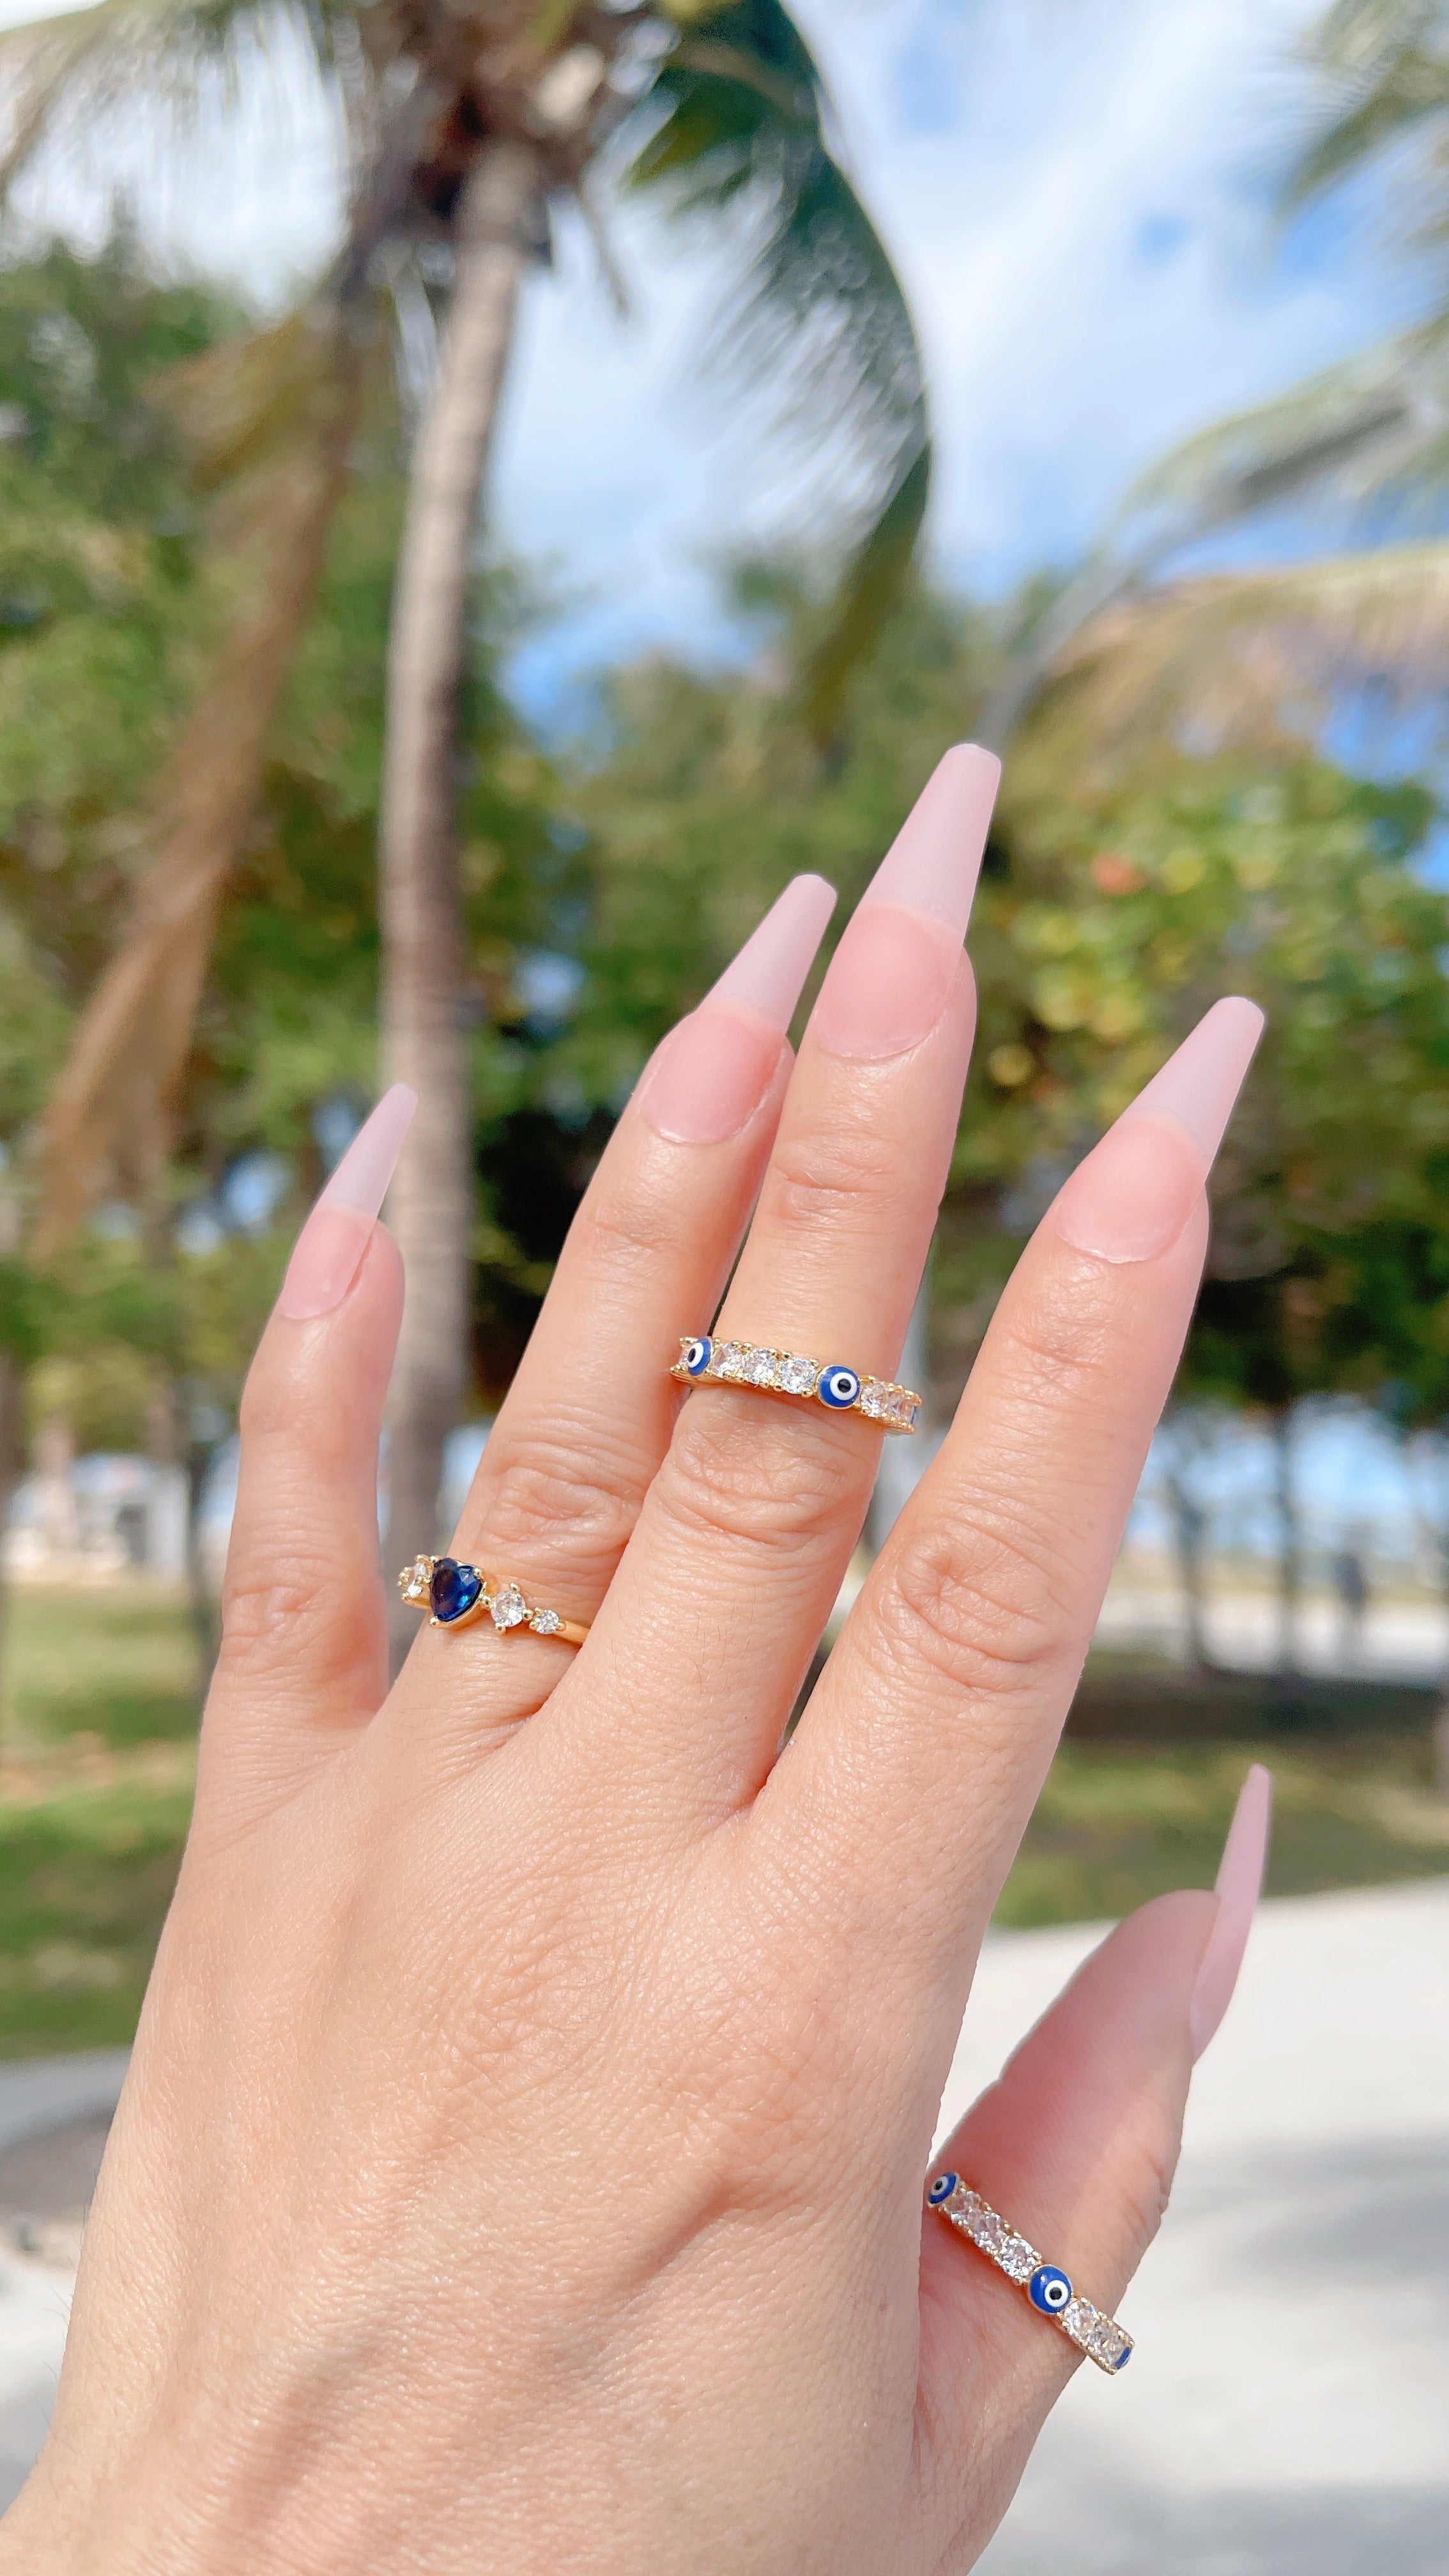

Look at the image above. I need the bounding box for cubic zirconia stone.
[399,1557,432,1604]
[999,2235,1039,2283]
[1062,2298,1098,2346]
[859,1380,889,1420]
[744,1347,778,1386]
[490,1583,528,1632]
[713,1341,746,1379]
[891,1389,919,1428]
[530,1607,562,1636]
[778,1353,818,1397]
[969,2209,1004,2253]
[1089,2318,1128,2367]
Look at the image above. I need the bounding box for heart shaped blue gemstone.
[429,1558,484,1624]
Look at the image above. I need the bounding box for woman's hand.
[3,746,1269,2576]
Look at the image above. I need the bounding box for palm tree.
[4,2,933,1640]
[987,0,1449,760]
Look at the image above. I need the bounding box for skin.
[1,911,1234,2576]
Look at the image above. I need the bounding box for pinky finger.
[916,1768,1270,2564]
[201,1088,415,1821]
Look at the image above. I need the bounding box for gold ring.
[670,1336,921,1433]
[397,1556,590,1646]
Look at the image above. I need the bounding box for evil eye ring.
[396,1556,590,1647]
[926,2175,1134,2378]
[670,1337,921,1434]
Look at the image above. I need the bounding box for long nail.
[277,1083,417,1321]
[1053,996,1264,1264]
[1190,1764,1273,2060]
[637,874,837,1144]
[811,744,1000,1062]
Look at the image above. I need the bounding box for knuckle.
[657,1402,852,1560]
[764,1115,909,1244]
[467,1427,643,1569]
[877,1510,1076,1700]
[219,1561,336,1674]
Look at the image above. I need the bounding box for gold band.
[671,1335,922,1433]
[397,1556,590,1646]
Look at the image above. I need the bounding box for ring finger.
[389,874,835,1724]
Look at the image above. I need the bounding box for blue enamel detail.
[926,2172,958,2207]
[818,1365,862,1411]
[1028,2264,1073,2315]
[1112,2345,1131,2370]
[683,1337,712,1377]
[430,1558,484,1624]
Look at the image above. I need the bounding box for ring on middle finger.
[671,1335,921,1433]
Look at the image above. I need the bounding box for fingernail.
[1053,996,1264,1264]
[811,744,1000,1061]
[277,1083,417,1321]
[637,875,836,1144]
[1190,1764,1273,2060]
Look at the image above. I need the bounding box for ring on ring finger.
[398,1556,591,1647]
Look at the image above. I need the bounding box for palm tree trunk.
[31,346,363,1259]
[1272,1405,1301,1680]
[379,137,539,1661]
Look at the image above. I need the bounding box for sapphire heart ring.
[670,1336,921,1432]
[397,1556,590,1646]
[926,2174,1133,2376]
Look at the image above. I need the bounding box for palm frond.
[1031,540,1449,758]
[1285,1,1449,211]
[623,0,930,738]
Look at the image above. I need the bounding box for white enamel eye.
[1028,2264,1073,2314]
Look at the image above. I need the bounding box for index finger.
[765,999,1264,1986]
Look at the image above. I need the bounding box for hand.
[3,747,1269,2576]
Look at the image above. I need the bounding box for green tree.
[0,3,934,1647]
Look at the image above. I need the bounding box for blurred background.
[0,0,1445,2561]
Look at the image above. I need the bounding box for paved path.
[956,1879,1449,2574]
[0,1890,1443,2566]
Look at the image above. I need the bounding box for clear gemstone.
[859,1379,890,1420]
[969,2208,1004,2253]
[999,2235,1039,2283]
[1089,2317,1129,2366]
[490,1583,528,1632]
[530,1607,562,1636]
[744,1347,778,1386]
[1062,2298,1098,2346]
[778,1353,818,1397]
[712,1341,746,1379]
[398,1556,433,1604]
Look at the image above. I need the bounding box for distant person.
[0,754,1272,2573]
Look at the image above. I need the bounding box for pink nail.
[1190,1764,1273,2060]
[1053,997,1264,1264]
[637,875,836,1144]
[277,1083,417,1321]
[811,744,999,1061]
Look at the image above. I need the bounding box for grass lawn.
[0,1584,1444,2055]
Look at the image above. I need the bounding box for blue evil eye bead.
[818,1364,862,1411]
[1028,2264,1073,2316]
[682,1336,712,1377]
[926,2172,959,2207]
[429,1558,484,1625]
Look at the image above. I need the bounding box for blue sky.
[0,0,1413,706]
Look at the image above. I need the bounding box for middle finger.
[568,745,1001,1809]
